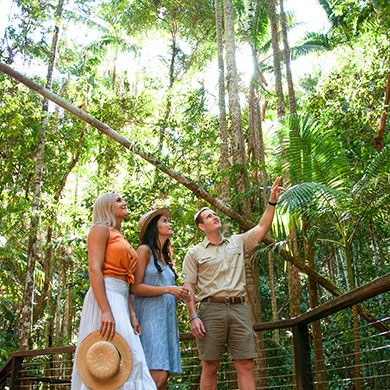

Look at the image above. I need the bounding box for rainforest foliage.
[0,0,389,386]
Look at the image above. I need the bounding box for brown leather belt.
[201,296,245,304]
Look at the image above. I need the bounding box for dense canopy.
[0,0,389,388]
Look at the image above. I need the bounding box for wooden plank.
[292,273,390,325]
[253,318,294,331]
[11,346,75,358]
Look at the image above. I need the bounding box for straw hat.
[138,207,171,241]
[76,331,132,390]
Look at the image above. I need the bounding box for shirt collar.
[202,235,229,248]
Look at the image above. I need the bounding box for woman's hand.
[99,309,115,340]
[130,311,141,335]
[169,286,191,301]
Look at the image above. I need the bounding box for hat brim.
[138,207,171,241]
[76,331,132,390]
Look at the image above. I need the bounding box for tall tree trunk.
[269,3,300,382]
[3,61,390,337]
[248,50,281,344]
[280,0,296,114]
[224,0,251,218]
[268,0,285,118]
[224,1,266,385]
[303,221,326,389]
[55,250,65,346]
[214,0,230,204]
[33,55,86,326]
[287,223,301,388]
[246,45,270,389]
[245,260,268,388]
[33,125,85,325]
[19,0,64,349]
[374,62,390,152]
[345,243,362,390]
[159,28,177,151]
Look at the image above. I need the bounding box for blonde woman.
[71,192,156,389]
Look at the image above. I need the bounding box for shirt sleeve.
[242,227,260,256]
[182,249,198,284]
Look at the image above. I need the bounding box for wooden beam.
[293,323,314,390]
[292,273,390,326]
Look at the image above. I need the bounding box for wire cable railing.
[1,273,389,389]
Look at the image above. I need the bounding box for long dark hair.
[142,214,178,279]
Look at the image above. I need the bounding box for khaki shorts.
[196,301,257,361]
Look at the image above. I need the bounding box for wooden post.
[292,323,314,390]
[9,356,23,390]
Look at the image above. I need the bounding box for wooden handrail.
[1,273,389,387]
[252,273,390,331]
[292,273,390,325]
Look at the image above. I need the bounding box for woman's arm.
[131,245,189,300]
[128,294,141,335]
[88,224,115,340]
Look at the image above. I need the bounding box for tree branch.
[2,62,388,335]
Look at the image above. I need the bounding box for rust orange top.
[88,226,137,285]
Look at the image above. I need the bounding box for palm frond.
[277,182,349,219]
[279,114,351,189]
[290,33,331,59]
[317,0,333,19]
[352,144,390,194]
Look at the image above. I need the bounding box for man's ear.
[198,223,206,234]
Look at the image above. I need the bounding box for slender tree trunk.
[345,243,362,390]
[159,28,177,151]
[33,56,86,325]
[248,83,262,184]
[245,259,268,388]
[33,125,84,324]
[224,0,251,218]
[246,48,270,387]
[55,252,64,346]
[374,62,390,152]
[249,57,280,345]
[224,1,266,385]
[214,0,230,204]
[3,61,390,337]
[303,222,326,389]
[280,0,296,114]
[268,0,285,118]
[19,0,64,349]
[287,223,300,388]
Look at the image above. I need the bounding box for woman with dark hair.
[131,208,190,390]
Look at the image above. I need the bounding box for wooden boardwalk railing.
[1,273,390,389]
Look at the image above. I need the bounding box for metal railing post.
[293,323,314,390]
[9,356,23,390]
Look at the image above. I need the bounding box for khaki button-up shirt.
[182,227,259,301]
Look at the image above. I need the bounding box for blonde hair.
[92,192,117,228]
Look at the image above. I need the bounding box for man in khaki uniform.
[183,177,284,390]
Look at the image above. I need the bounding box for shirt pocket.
[198,256,216,264]
[198,256,219,273]
[226,247,242,257]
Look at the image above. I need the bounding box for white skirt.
[71,277,157,390]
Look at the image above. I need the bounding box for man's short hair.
[194,207,211,227]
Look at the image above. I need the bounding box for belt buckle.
[224,297,230,304]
